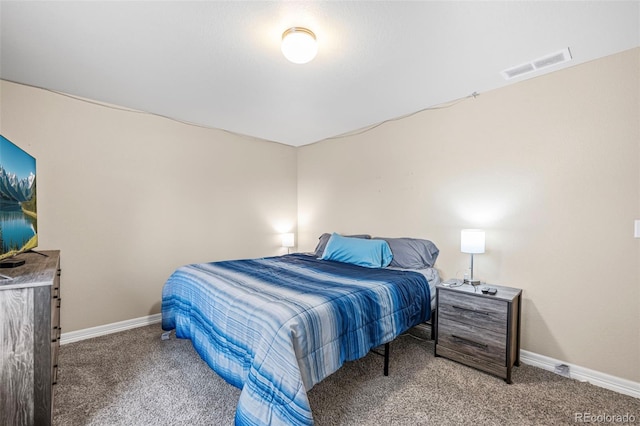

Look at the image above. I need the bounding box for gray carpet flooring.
[53,324,639,425]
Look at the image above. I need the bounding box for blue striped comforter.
[161,254,431,425]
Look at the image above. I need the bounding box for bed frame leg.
[371,342,391,376]
[384,343,390,376]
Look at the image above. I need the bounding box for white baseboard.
[60,315,639,399]
[520,349,640,399]
[60,313,161,345]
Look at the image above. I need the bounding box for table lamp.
[282,233,295,254]
[461,229,485,285]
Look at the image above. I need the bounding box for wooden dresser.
[0,250,61,426]
[434,282,521,383]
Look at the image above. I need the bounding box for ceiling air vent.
[500,47,572,80]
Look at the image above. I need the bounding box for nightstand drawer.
[438,317,506,364]
[439,290,507,332]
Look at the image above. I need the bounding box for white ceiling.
[1,1,638,147]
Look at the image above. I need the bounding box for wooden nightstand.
[434,282,522,383]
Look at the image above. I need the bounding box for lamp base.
[464,278,481,286]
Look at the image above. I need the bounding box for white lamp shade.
[281,233,295,248]
[281,27,318,64]
[461,229,485,254]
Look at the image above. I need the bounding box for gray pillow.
[314,233,371,257]
[373,237,439,269]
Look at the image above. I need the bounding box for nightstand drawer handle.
[452,305,490,315]
[452,334,489,349]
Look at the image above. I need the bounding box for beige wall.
[0,81,298,332]
[1,48,638,383]
[298,48,640,382]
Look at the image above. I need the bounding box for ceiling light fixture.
[281,27,317,64]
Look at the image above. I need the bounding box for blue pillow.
[320,233,393,268]
[313,233,371,257]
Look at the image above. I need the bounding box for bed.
[161,234,440,425]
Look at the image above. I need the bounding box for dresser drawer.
[438,317,506,364]
[52,363,59,386]
[438,290,507,332]
[52,297,60,328]
[51,341,59,385]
